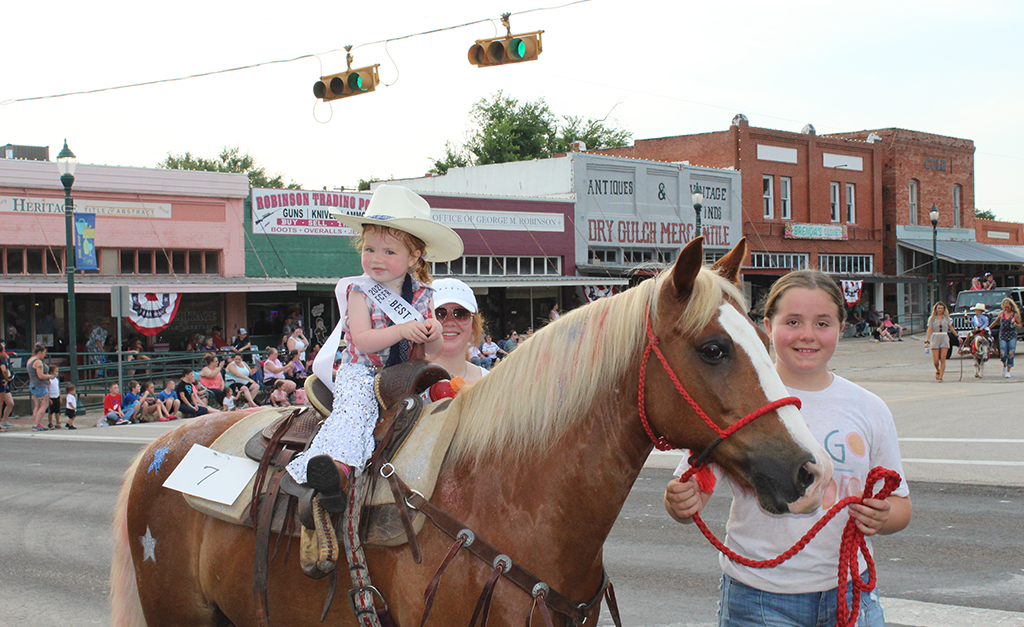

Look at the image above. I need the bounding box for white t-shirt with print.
[675,374,909,594]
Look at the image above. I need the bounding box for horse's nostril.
[797,463,815,491]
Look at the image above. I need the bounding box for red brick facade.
[975,218,1023,246]
[593,117,883,280]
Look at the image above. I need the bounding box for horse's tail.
[110,449,148,627]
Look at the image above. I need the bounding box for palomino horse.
[111,237,832,627]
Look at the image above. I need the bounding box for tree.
[159,146,301,189]
[429,92,630,172]
[975,208,997,220]
[357,177,383,191]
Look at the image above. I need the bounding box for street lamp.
[929,204,939,309]
[691,186,704,241]
[57,140,78,391]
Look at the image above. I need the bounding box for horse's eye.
[699,342,727,363]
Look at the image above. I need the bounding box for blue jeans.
[719,573,885,627]
[999,336,1017,368]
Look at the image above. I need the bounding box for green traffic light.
[348,73,366,92]
[510,38,526,60]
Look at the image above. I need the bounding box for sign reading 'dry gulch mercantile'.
[784,222,848,240]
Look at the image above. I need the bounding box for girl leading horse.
[111,237,832,627]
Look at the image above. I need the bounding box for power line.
[0,0,593,107]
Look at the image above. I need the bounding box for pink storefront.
[0,158,293,353]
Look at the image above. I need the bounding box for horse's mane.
[447,266,748,463]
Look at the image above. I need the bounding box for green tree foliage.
[357,177,383,191]
[975,208,997,220]
[159,146,301,189]
[429,92,630,173]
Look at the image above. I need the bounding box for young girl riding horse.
[290,185,464,509]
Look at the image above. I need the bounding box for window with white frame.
[780,177,792,220]
[830,182,840,222]
[953,184,962,228]
[749,252,809,270]
[846,183,856,223]
[763,176,774,219]
[909,179,919,225]
[818,254,872,274]
[432,255,561,276]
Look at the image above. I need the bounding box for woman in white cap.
[428,278,488,384]
[287,185,464,513]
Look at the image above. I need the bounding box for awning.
[293,275,630,290]
[898,239,1024,265]
[0,276,297,294]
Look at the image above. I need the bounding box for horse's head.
[646,237,832,515]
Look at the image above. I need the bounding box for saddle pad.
[182,408,293,525]
[367,399,460,507]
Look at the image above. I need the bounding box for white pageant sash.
[312,275,424,385]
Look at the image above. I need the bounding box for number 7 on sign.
[197,465,220,485]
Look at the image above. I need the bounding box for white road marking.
[882,597,1024,626]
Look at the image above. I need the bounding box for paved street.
[1,333,1022,626]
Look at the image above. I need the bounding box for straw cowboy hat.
[972,303,987,312]
[330,185,464,263]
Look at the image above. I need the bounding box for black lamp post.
[692,186,704,241]
[929,204,939,309]
[57,140,78,391]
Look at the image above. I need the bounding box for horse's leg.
[125,413,246,626]
[111,451,148,627]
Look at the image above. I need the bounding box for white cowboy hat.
[330,185,464,263]
[432,278,478,313]
[972,303,987,312]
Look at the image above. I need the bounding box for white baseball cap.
[433,278,477,313]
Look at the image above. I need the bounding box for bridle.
[637,311,801,466]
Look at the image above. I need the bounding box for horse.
[972,330,991,378]
[110,237,833,627]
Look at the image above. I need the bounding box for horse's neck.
[438,388,651,593]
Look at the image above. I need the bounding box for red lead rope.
[680,465,903,627]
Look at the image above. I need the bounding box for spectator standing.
[157,379,181,419]
[0,339,14,430]
[969,277,983,291]
[549,303,560,322]
[86,320,111,374]
[27,343,53,432]
[925,302,952,382]
[995,298,1022,378]
[64,384,77,429]
[47,365,61,429]
[287,325,309,362]
[176,371,209,418]
[983,273,996,290]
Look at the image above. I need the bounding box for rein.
[638,312,903,627]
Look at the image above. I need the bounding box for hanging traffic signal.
[468,31,543,67]
[313,64,380,101]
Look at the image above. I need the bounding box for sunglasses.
[435,307,472,322]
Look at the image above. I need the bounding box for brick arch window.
[953,184,962,228]
[909,179,919,226]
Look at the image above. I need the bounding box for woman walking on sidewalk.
[925,302,952,382]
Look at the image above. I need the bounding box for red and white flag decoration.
[840,280,863,306]
[126,293,182,336]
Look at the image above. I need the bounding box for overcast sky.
[5,0,1023,223]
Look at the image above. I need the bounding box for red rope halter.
[638,311,904,627]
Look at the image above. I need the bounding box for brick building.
[828,128,1023,322]
[593,115,885,313]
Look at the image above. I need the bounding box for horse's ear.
[669,236,704,301]
[711,237,748,285]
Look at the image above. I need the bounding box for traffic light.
[468,31,543,67]
[313,64,380,101]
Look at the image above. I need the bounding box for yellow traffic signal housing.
[313,64,381,101]
[468,31,543,67]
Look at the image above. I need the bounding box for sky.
[5,0,1023,222]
